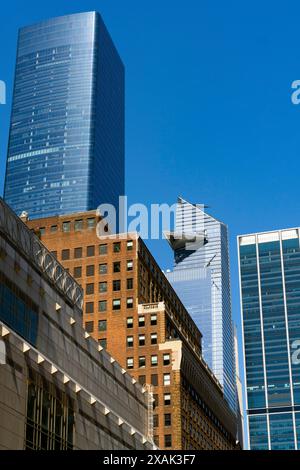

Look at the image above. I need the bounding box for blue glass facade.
[4,12,124,219]
[166,198,237,413]
[239,229,300,449]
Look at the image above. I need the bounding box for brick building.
[26,211,239,450]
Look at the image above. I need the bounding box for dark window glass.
[50,225,58,233]
[164,414,171,426]
[151,315,157,326]
[153,394,159,409]
[127,240,133,251]
[99,264,107,274]
[74,247,82,259]
[98,320,107,332]
[85,321,94,333]
[99,300,107,312]
[74,220,83,231]
[113,242,121,253]
[113,280,121,291]
[151,333,158,345]
[62,221,71,233]
[99,282,107,293]
[61,249,70,260]
[99,244,107,255]
[86,283,94,295]
[127,317,133,328]
[153,415,159,428]
[139,356,146,368]
[87,245,95,257]
[73,267,82,278]
[86,265,95,277]
[113,262,121,273]
[151,374,158,386]
[164,393,171,406]
[139,335,145,346]
[139,316,145,327]
[127,336,134,347]
[127,278,133,289]
[113,299,121,310]
[139,375,146,385]
[85,302,94,314]
[164,435,172,448]
[99,338,107,349]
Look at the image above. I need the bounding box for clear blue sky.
[1,0,300,446]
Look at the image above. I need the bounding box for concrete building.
[27,210,239,450]
[0,198,154,450]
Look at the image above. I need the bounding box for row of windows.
[85,298,134,314]
[39,217,96,235]
[127,333,158,346]
[125,348,171,367]
[127,315,157,328]
[153,413,172,427]
[71,260,134,278]
[154,434,172,448]
[56,240,134,260]
[152,393,171,407]
[85,320,107,333]
[85,278,133,295]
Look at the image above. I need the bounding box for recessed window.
[164,394,171,406]
[163,354,171,366]
[151,374,158,386]
[138,316,145,327]
[99,282,107,293]
[73,266,82,278]
[127,278,133,290]
[127,317,133,328]
[86,265,95,277]
[151,355,158,367]
[127,240,133,251]
[61,249,70,260]
[153,394,159,409]
[87,245,95,257]
[99,244,107,255]
[164,413,171,427]
[86,283,94,295]
[113,280,121,291]
[151,314,157,326]
[153,415,159,428]
[164,374,171,386]
[99,338,107,349]
[127,336,134,348]
[139,356,146,368]
[113,299,121,310]
[39,227,46,235]
[50,225,58,233]
[99,300,107,312]
[86,302,94,314]
[113,242,121,253]
[151,333,158,345]
[139,335,145,346]
[127,358,134,369]
[98,320,107,332]
[62,221,71,233]
[139,375,146,385]
[127,260,133,271]
[87,218,95,229]
[74,247,82,259]
[164,435,172,448]
[113,262,121,273]
[99,264,107,274]
[74,219,83,231]
[85,321,94,333]
[127,298,134,309]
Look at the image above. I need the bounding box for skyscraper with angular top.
[4,12,124,219]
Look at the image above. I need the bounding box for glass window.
[127,336,134,348]
[39,227,46,235]
[85,302,94,314]
[87,218,95,230]
[74,219,83,231]
[74,247,82,259]
[164,393,171,406]
[164,413,171,427]
[127,278,133,289]
[113,280,121,291]
[99,264,107,274]
[139,356,146,368]
[139,375,146,385]
[151,314,157,326]
[163,354,171,366]
[153,415,159,428]
[99,282,107,293]
[113,299,121,310]
[151,333,158,345]
[164,435,172,448]
[85,321,94,333]
[86,283,94,295]
[61,249,70,260]
[113,262,121,273]
[127,240,133,251]
[86,265,95,277]
[151,355,158,367]
[113,242,121,253]
[127,298,134,309]
[127,317,133,328]
[99,338,107,349]
[87,245,95,257]
[153,394,159,409]
[99,300,107,312]
[164,374,171,386]
[139,316,145,327]
[127,358,134,369]
[151,374,158,386]
[50,225,58,233]
[62,221,71,233]
[99,244,107,255]
[139,335,145,346]
[73,266,82,278]
[127,260,133,271]
[98,320,107,332]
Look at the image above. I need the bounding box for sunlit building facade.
[238,228,300,450]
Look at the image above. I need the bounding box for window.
[99,282,107,293]
[164,435,172,448]
[86,265,95,277]
[164,374,171,386]
[73,267,82,278]
[62,221,71,233]
[151,333,158,345]
[113,280,121,291]
[113,299,121,310]
[50,225,58,233]
[85,321,94,333]
[164,393,171,406]
[99,264,107,274]
[113,262,121,273]
[127,336,134,348]
[85,302,94,314]
[98,320,107,332]
[127,298,134,309]
[113,242,121,253]
[99,300,107,312]
[164,414,171,427]
[139,375,146,385]
[127,358,134,369]
[61,249,70,260]
[99,244,107,255]
[127,278,133,289]
[151,314,157,326]
[139,356,146,368]
[127,260,133,271]
[151,374,158,386]
[153,394,159,409]
[163,354,171,366]
[87,218,95,229]
[87,245,95,257]
[138,316,145,327]
[153,415,159,428]
[127,317,133,329]
[127,240,133,251]
[99,338,107,349]
[139,335,145,346]
[86,283,94,295]
[74,219,83,231]
[151,355,158,367]
[39,227,46,235]
[74,247,82,259]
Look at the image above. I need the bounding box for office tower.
[0,198,154,450]
[26,211,239,450]
[4,12,124,220]
[234,326,244,448]
[238,228,300,450]
[165,197,236,413]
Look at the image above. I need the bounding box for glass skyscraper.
[165,197,237,413]
[4,12,124,219]
[238,228,300,449]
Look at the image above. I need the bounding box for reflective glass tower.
[4,12,124,219]
[165,198,237,413]
[238,228,300,449]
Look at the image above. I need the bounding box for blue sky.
[1,0,300,446]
